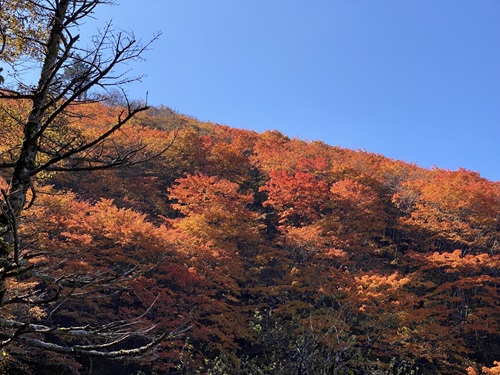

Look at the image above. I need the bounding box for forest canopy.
[1,97,498,373]
[0,1,499,374]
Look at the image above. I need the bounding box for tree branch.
[31,104,148,175]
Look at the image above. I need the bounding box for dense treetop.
[1,99,498,374]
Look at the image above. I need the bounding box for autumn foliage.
[1,99,499,374]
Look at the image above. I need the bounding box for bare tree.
[0,0,184,365]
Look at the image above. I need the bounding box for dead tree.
[0,0,184,365]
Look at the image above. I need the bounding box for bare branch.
[0,89,34,100]
[18,330,170,358]
[0,162,16,169]
[0,315,191,357]
[31,104,148,175]
[45,128,177,172]
[2,286,61,306]
[0,0,172,365]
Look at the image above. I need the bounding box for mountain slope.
[1,101,499,374]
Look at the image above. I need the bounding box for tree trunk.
[0,0,70,303]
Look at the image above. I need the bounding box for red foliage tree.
[260,170,330,227]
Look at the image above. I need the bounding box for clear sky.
[82,1,499,180]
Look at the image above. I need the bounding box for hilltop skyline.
[25,1,500,180]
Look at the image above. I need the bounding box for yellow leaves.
[28,306,47,321]
[0,98,28,163]
[354,272,410,301]
[168,174,261,250]
[0,0,47,62]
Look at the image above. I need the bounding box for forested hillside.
[1,99,498,374]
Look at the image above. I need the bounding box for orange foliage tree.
[168,173,261,251]
[393,169,500,253]
[323,179,387,245]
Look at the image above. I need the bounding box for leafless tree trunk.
[0,0,181,362]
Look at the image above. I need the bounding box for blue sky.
[85,1,499,180]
